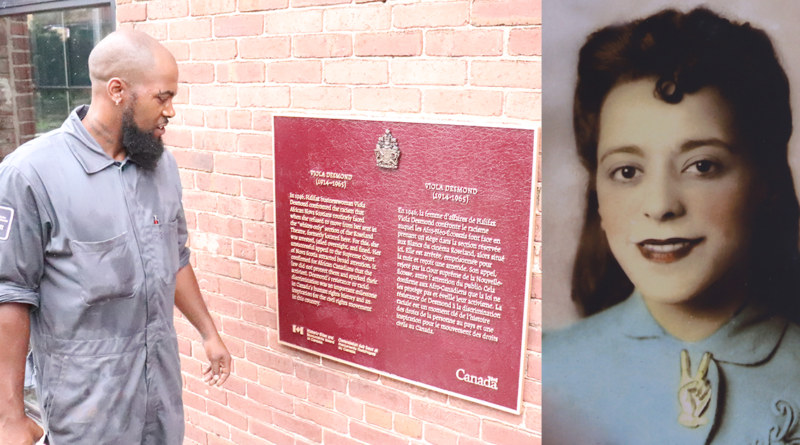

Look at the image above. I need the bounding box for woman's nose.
[642,172,685,221]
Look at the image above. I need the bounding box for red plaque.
[274,116,535,413]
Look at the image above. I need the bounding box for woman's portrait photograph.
[542,1,800,442]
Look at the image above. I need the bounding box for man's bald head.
[88,30,175,85]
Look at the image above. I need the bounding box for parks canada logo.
[456,369,498,391]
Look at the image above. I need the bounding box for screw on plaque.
[375,129,400,169]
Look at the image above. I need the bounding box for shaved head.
[88,30,174,85]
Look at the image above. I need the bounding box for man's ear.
[107,77,125,105]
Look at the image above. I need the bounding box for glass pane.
[64,7,113,86]
[28,11,66,87]
[34,89,68,133]
[67,88,91,110]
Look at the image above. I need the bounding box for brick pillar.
[0,14,35,161]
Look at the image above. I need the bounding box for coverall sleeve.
[169,152,191,270]
[0,165,46,308]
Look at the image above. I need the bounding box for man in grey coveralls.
[0,31,231,444]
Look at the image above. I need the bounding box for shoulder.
[2,129,69,174]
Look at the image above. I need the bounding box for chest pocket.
[69,232,139,305]
[151,220,180,284]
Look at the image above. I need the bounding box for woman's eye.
[611,166,640,181]
[685,160,718,175]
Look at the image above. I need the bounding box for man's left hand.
[202,335,231,387]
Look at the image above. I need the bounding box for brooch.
[678,350,712,428]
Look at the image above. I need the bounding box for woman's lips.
[636,238,704,264]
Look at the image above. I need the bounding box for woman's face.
[596,79,759,306]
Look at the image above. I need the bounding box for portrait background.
[543,0,800,330]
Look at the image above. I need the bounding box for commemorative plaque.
[274,116,536,413]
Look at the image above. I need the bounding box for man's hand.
[0,416,44,445]
[202,334,231,387]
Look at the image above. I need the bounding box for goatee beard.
[121,107,165,171]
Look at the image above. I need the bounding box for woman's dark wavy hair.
[572,7,800,317]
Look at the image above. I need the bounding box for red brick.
[264,10,322,34]
[380,376,447,404]
[258,367,283,390]
[216,62,266,83]
[117,3,147,22]
[191,40,237,61]
[191,85,237,106]
[291,0,348,6]
[472,0,541,26]
[426,29,503,56]
[183,190,217,211]
[423,89,502,116]
[293,361,347,393]
[394,414,422,439]
[135,22,168,40]
[353,88,419,113]
[163,127,193,148]
[425,424,457,445]
[228,392,273,424]
[323,431,362,445]
[218,196,266,221]
[184,421,208,444]
[241,264,276,287]
[178,107,205,126]
[207,400,248,430]
[509,27,541,56]
[239,87,290,108]
[282,375,308,398]
[241,179,274,202]
[246,345,293,373]
[195,271,220,293]
[411,400,480,436]
[268,60,321,83]
[292,86,350,110]
[182,389,207,412]
[391,60,465,85]
[233,240,257,260]
[205,294,240,317]
[185,407,231,439]
[238,134,273,155]
[242,304,276,328]
[207,435,235,445]
[525,405,541,433]
[196,252,241,278]
[249,421,294,445]
[179,63,214,84]
[272,410,323,442]
[215,153,261,177]
[393,2,468,28]
[164,41,190,61]
[247,382,294,413]
[355,31,421,57]
[523,379,541,406]
[260,158,274,179]
[215,15,263,37]
[240,36,290,59]
[365,405,391,430]
[234,359,259,382]
[229,430,274,445]
[350,421,408,445]
[349,379,409,413]
[308,385,335,409]
[325,60,387,85]
[176,84,191,104]
[528,326,541,353]
[447,396,523,426]
[296,400,348,433]
[230,110,252,129]
[482,420,540,445]
[170,18,212,39]
[194,172,240,196]
[527,353,541,380]
[219,278,267,306]
[223,318,268,346]
[191,0,235,15]
[256,246,275,267]
[186,375,228,405]
[471,60,540,88]
[529,297,541,328]
[205,109,227,129]
[197,212,243,237]
[239,0,289,12]
[148,0,189,19]
[325,6,390,31]
[294,34,352,58]
[507,91,540,120]
[194,131,238,153]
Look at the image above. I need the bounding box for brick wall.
[117,0,542,443]
[0,15,35,160]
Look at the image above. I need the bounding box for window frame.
[0,0,114,19]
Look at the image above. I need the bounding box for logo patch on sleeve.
[0,206,14,241]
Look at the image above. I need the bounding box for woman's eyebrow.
[598,145,642,164]
[680,138,733,152]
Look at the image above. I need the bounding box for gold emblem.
[375,129,400,169]
[678,350,712,428]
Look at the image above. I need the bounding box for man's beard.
[121,106,165,171]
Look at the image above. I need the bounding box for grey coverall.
[0,106,189,444]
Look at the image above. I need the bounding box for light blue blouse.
[544,292,800,444]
